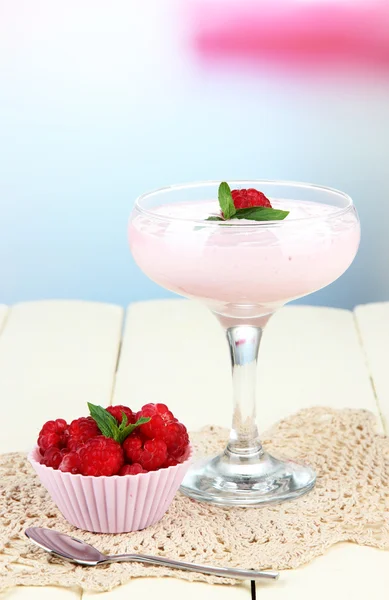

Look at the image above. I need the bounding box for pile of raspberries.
[37,403,189,476]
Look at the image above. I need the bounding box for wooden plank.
[83,578,250,599]
[354,302,389,433]
[0,306,8,333]
[258,544,389,600]
[0,300,123,453]
[259,304,380,429]
[114,300,379,432]
[0,587,80,599]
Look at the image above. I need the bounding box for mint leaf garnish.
[205,216,224,221]
[218,182,236,220]
[88,402,150,444]
[120,411,128,428]
[88,403,118,438]
[234,207,289,221]
[116,416,151,445]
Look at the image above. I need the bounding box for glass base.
[180,449,316,507]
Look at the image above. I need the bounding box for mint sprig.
[87,402,150,445]
[218,181,236,220]
[206,182,289,222]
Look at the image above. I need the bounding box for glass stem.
[225,325,263,457]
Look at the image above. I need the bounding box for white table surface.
[0,299,388,599]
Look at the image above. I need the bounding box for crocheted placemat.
[1,407,388,593]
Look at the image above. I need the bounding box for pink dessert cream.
[129,185,360,318]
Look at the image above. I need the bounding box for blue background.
[1,1,388,309]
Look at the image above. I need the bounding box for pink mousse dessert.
[129,185,360,320]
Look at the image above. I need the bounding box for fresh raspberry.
[138,439,168,471]
[164,422,190,458]
[163,456,179,468]
[123,434,168,471]
[67,417,100,451]
[38,419,69,453]
[41,446,68,469]
[78,436,124,476]
[138,403,175,438]
[231,188,272,210]
[59,452,81,474]
[106,405,135,425]
[122,434,143,464]
[137,404,189,458]
[119,463,146,475]
[138,403,176,439]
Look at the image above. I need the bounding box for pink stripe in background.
[190,1,389,71]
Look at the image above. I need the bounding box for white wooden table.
[0,299,388,599]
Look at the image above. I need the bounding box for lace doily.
[0,407,388,593]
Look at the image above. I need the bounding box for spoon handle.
[107,553,279,581]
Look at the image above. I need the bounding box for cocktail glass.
[129,180,360,506]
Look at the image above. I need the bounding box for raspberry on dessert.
[119,463,146,475]
[139,439,168,471]
[231,188,272,210]
[58,451,81,474]
[106,405,135,425]
[122,434,143,464]
[41,446,67,469]
[38,419,69,453]
[78,436,124,476]
[67,417,100,451]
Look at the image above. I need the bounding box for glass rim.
[134,179,354,227]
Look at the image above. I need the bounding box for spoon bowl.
[26,527,105,565]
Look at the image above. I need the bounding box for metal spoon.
[25,527,279,582]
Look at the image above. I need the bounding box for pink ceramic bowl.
[28,446,193,533]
